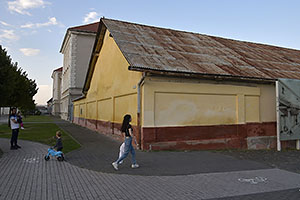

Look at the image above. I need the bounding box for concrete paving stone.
[1,126,300,199]
[208,188,300,200]
[54,119,271,176]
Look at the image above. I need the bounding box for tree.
[0,46,14,106]
[0,45,38,110]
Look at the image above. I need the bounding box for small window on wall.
[80,108,82,115]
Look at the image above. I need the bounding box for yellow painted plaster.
[73,29,142,125]
[74,30,276,128]
[258,84,276,122]
[143,77,262,127]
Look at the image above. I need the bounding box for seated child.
[53,131,63,151]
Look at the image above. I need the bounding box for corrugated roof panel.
[102,18,300,80]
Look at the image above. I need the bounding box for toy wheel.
[44,155,50,161]
[57,156,64,162]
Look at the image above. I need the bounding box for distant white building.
[0,107,10,115]
[59,22,99,121]
[47,98,53,114]
[51,67,62,116]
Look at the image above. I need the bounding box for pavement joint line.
[1,138,300,199]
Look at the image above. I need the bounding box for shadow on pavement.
[53,118,272,176]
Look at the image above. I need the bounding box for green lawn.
[22,115,53,122]
[0,120,80,154]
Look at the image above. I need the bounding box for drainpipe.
[137,72,146,150]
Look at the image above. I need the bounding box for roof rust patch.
[100,18,300,81]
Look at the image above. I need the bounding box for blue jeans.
[10,128,19,147]
[116,137,136,165]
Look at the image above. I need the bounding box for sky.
[1,0,300,105]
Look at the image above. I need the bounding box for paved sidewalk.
[55,120,270,176]
[1,138,300,200]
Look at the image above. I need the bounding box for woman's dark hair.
[121,114,131,132]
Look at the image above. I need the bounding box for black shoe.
[15,145,21,149]
[10,146,17,150]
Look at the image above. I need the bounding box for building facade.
[51,67,62,116]
[47,98,53,114]
[0,107,10,115]
[73,18,300,150]
[59,22,99,120]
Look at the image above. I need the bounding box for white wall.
[60,30,96,121]
[51,70,62,116]
[74,34,96,89]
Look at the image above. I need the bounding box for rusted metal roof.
[69,22,99,33]
[102,18,300,80]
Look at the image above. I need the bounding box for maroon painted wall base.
[73,117,294,150]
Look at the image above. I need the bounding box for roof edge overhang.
[82,18,106,95]
[59,29,97,53]
[128,66,277,84]
[51,68,62,79]
[72,95,86,102]
[59,29,71,53]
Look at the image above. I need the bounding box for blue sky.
[1,0,300,105]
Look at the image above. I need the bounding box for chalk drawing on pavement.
[23,157,39,163]
[238,176,268,184]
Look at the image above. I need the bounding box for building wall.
[73,29,142,137]
[141,77,277,150]
[72,30,281,151]
[61,35,71,95]
[0,107,10,115]
[51,70,62,116]
[52,71,62,101]
[74,33,96,89]
[60,31,96,121]
[60,33,71,120]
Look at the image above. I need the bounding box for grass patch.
[0,123,80,154]
[22,115,53,122]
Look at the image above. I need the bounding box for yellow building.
[73,18,300,150]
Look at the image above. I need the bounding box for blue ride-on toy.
[44,148,64,161]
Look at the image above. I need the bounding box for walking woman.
[112,114,139,170]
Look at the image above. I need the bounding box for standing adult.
[112,114,139,170]
[10,108,21,150]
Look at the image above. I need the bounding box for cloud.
[8,0,50,15]
[83,11,100,23]
[0,20,11,27]
[0,29,19,42]
[19,48,40,56]
[34,84,52,105]
[20,23,34,28]
[21,17,58,28]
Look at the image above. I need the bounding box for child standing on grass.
[53,131,63,151]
